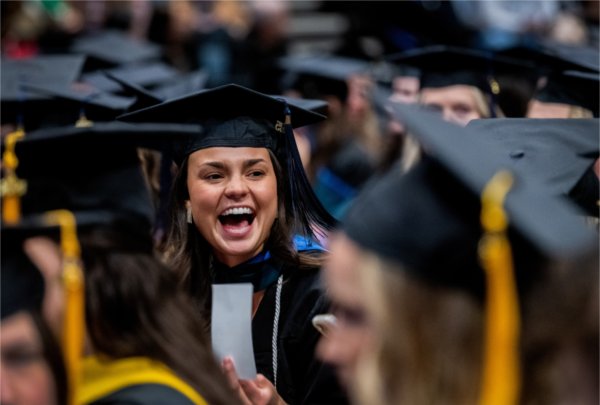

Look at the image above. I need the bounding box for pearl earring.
[186,207,193,224]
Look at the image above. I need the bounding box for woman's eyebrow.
[243,158,266,169]
[201,161,226,169]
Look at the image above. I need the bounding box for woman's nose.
[224,175,249,199]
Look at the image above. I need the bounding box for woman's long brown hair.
[80,224,238,405]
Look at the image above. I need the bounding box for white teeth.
[222,207,253,216]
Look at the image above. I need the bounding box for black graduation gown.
[251,265,348,405]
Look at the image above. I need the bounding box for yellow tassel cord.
[1,128,27,224]
[44,210,84,405]
[478,171,520,405]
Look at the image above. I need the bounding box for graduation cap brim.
[498,42,599,74]
[278,54,372,82]
[269,95,329,116]
[535,70,599,115]
[117,83,327,128]
[278,54,372,100]
[103,71,163,110]
[12,122,203,227]
[152,70,208,100]
[385,103,597,258]
[70,30,162,68]
[1,55,86,102]
[21,82,135,121]
[467,118,598,192]
[388,45,531,91]
[17,121,202,151]
[83,62,181,93]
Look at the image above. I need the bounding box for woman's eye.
[453,104,473,115]
[205,173,223,181]
[248,171,265,178]
[2,350,43,369]
[331,303,367,328]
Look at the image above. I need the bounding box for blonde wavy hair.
[349,249,598,405]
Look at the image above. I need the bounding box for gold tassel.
[478,170,520,405]
[1,128,27,224]
[44,210,84,405]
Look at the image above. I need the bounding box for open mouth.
[218,206,256,227]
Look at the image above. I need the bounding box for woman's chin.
[215,240,262,266]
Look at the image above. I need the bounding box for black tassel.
[281,104,337,239]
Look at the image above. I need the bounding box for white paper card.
[211,283,257,379]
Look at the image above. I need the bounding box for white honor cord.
[272,274,283,388]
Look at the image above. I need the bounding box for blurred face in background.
[0,312,57,405]
[317,233,374,388]
[390,76,421,104]
[420,84,487,126]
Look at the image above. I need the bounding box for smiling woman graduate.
[119,84,346,405]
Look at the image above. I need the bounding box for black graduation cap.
[152,70,209,100]
[344,104,596,278]
[18,82,135,126]
[7,122,203,232]
[103,71,163,111]
[82,61,181,93]
[70,30,162,70]
[270,95,329,116]
[103,70,211,112]
[278,54,372,101]
[1,225,46,320]
[118,83,336,237]
[534,70,599,116]
[498,41,599,75]
[388,45,528,94]
[1,55,86,102]
[467,118,599,216]
[1,55,89,128]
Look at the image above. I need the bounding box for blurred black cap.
[82,61,180,93]
[152,70,208,100]
[388,45,530,95]
[278,54,372,101]
[343,104,596,291]
[534,70,599,116]
[270,94,329,116]
[19,82,136,126]
[8,122,202,232]
[70,30,162,70]
[1,55,89,128]
[498,41,599,75]
[467,118,599,216]
[1,55,86,102]
[103,69,210,111]
[103,71,163,111]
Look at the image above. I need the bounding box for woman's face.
[187,147,279,267]
[0,312,57,405]
[420,84,484,126]
[317,233,374,388]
